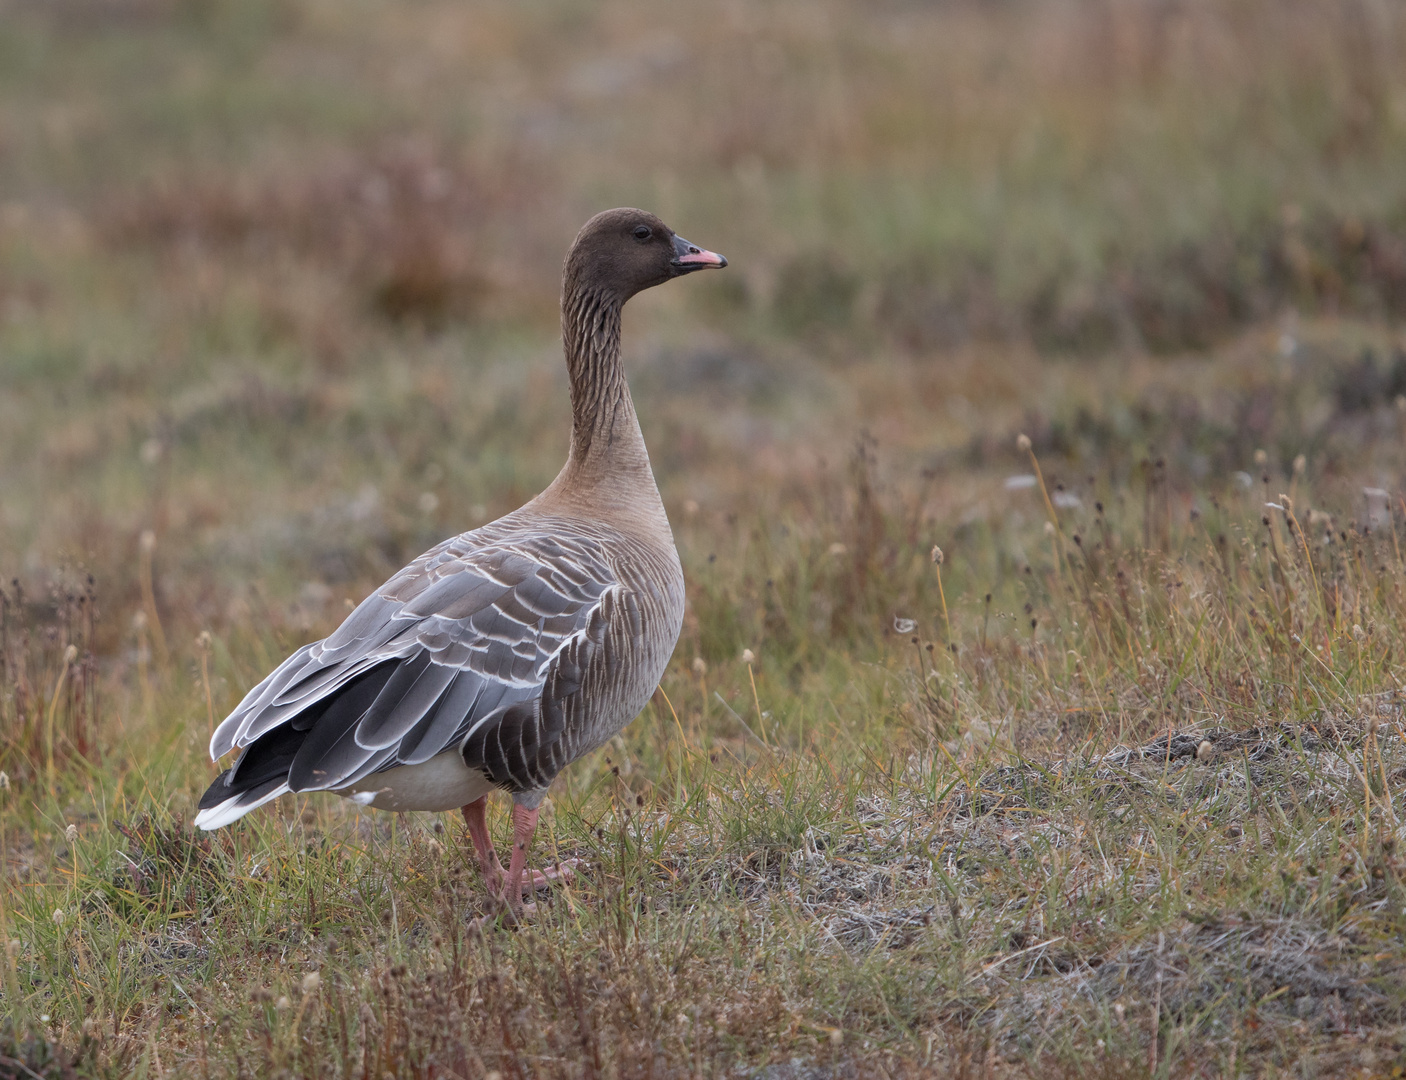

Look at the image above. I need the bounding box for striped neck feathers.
[562,284,635,468]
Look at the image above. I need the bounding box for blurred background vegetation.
[3,0,1406,623]
[6,0,1406,1075]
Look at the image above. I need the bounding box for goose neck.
[562,286,639,469]
[536,283,670,539]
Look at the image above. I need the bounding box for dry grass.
[6,0,1406,1076]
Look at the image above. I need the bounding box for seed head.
[63,644,77,665]
[740,649,755,665]
[52,908,65,926]
[301,971,321,995]
[0,771,9,791]
[691,657,707,677]
[65,824,78,844]
[1196,740,1213,762]
[1253,449,1268,466]
[1293,454,1306,474]
[276,995,292,1011]
[139,529,156,555]
[1016,433,1032,453]
[1352,624,1367,642]
[930,545,944,565]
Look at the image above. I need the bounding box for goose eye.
[633,225,652,241]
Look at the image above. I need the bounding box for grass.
[6,0,1406,1076]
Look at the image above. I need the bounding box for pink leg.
[503,804,582,900]
[462,798,580,926]
[500,803,541,919]
[461,797,505,896]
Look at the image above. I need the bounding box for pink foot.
[525,857,582,892]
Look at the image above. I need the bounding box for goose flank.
[195,208,726,920]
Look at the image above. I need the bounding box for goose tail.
[193,774,290,831]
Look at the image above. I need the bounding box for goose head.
[565,208,727,304]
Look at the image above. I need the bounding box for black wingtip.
[197,768,234,810]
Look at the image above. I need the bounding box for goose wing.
[206,527,625,799]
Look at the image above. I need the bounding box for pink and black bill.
[671,232,727,274]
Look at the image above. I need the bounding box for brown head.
[563,208,726,305]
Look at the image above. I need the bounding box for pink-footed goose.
[196,208,725,920]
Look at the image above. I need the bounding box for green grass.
[6,0,1406,1076]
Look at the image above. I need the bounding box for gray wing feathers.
[459,583,646,791]
[394,672,492,766]
[207,527,622,794]
[353,652,460,749]
[209,643,317,759]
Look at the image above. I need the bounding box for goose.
[195,208,726,920]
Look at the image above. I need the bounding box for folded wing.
[197,528,622,825]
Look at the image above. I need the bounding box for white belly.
[341,751,496,812]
